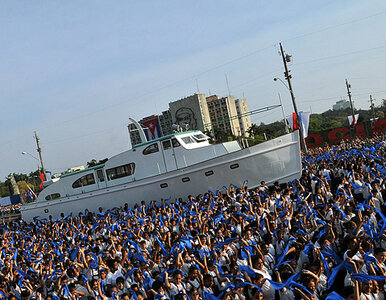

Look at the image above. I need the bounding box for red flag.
[39,173,45,190]
[292,113,299,130]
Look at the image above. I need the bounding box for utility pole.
[345,79,356,127]
[279,42,307,153]
[34,131,46,181]
[369,95,376,126]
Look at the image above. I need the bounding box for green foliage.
[248,121,288,139]
[248,104,386,139]
[0,184,10,197]
[0,170,41,197]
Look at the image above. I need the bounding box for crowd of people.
[0,135,385,300]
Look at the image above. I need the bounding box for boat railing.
[238,138,249,149]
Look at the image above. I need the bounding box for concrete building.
[169,94,212,133]
[128,123,142,147]
[128,93,251,146]
[207,95,251,136]
[207,95,238,135]
[333,100,351,111]
[235,98,251,137]
[158,110,173,136]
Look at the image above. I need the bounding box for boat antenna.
[129,117,148,143]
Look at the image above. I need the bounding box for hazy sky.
[1,1,386,180]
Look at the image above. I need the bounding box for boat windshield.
[193,133,207,142]
[181,136,195,144]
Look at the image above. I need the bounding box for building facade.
[333,100,351,111]
[128,93,251,147]
[235,98,251,137]
[158,110,173,136]
[207,95,251,136]
[128,123,142,147]
[169,94,212,133]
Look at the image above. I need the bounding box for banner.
[299,111,310,138]
[306,118,386,148]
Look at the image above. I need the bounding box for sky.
[1,0,386,180]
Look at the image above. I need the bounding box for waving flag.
[141,116,162,140]
[286,111,310,138]
[348,114,359,126]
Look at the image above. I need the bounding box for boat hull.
[21,131,301,222]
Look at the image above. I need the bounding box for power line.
[294,44,386,66]
[297,89,386,104]
[27,11,386,133]
[283,10,386,43]
[3,9,386,148]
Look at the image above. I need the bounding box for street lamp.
[273,77,289,89]
[21,151,42,191]
[21,151,40,163]
[274,77,307,153]
[21,151,44,178]
[275,42,308,153]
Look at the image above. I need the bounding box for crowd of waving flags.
[0,135,384,300]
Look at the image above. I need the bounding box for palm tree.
[247,124,259,138]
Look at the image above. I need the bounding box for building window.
[72,174,96,188]
[143,143,159,155]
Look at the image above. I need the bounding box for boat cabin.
[37,130,242,202]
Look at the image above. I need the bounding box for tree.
[247,124,259,138]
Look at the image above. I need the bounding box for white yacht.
[20,121,302,222]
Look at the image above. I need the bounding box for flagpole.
[346,79,355,128]
[26,184,37,199]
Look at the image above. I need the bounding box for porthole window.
[51,193,61,199]
[182,177,190,183]
[230,163,239,169]
[205,170,214,176]
[45,193,61,201]
[160,183,168,188]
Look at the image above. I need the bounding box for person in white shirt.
[165,270,187,296]
[106,259,124,285]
